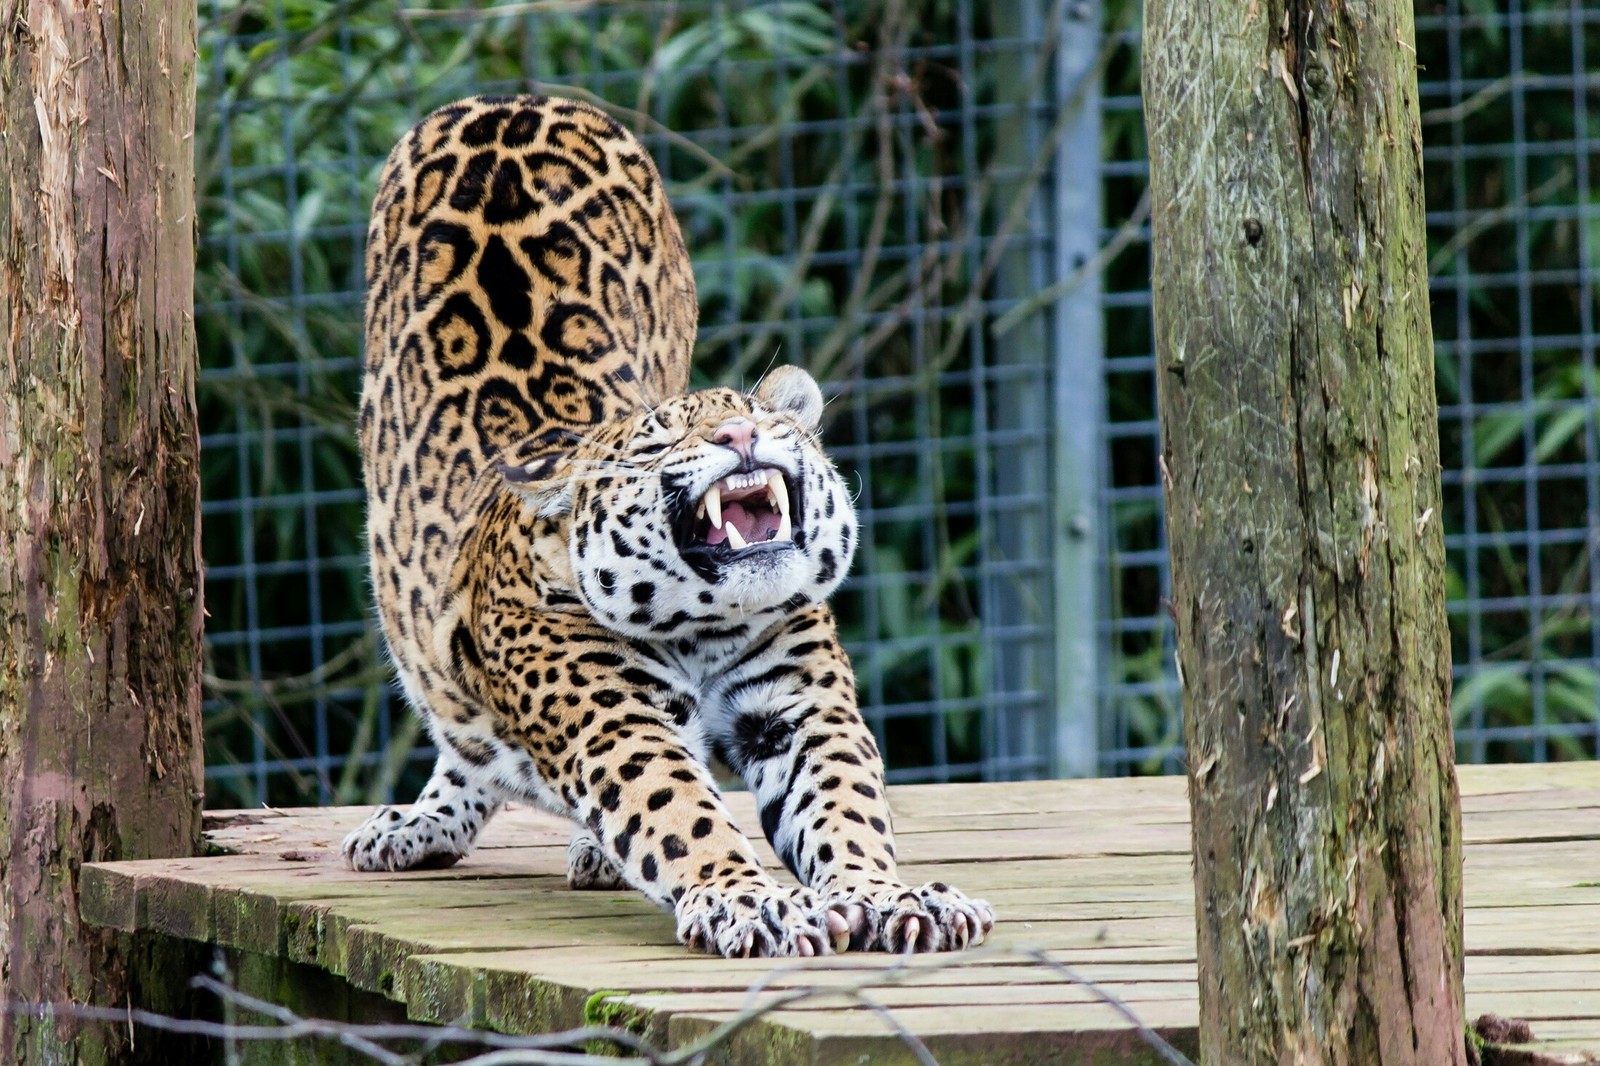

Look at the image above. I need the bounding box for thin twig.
[400,0,596,18]
[991,186,1152,338]
[1023,950,1195,1066]
[1428,165,1571,276]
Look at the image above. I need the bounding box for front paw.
[567,828,627,890]
[830,881,995,953]
[342,806,470,872]
[675,883,847,959]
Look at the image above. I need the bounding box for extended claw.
[826,908,851,953]
[900,917,921,954]
[950,912,970,951]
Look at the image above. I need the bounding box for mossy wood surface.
[82,768,1600,1065]
[0,2,204,1063]
[1143,0,1464,1061]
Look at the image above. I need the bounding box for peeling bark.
[0,1,203,1062]
[1142,2,1465,1063]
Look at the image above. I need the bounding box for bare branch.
[8,945,1200,1066]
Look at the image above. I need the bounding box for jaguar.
[343,93,995,958]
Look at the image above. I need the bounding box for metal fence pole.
[1050,0,1104,778]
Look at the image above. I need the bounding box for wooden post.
[1142,1,1466,1062]
[0,1,203,1061]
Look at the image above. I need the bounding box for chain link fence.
[197,0,1598,808]
[1098,0,1600,773]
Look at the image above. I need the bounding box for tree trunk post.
[0,1,203,1061]
[1142,2,1466,1063]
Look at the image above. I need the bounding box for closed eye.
[637,429,695,460]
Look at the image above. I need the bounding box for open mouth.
[676,466,801,562]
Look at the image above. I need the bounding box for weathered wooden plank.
[195,764,1600,854]
[1467,954,1600,975]
[1456,764,1600,794]
[1465,907,1600,955]
[75,764,1600,1064]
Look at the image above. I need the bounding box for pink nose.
[712,418,756,451]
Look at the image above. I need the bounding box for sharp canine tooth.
[769,471,789,515]
[776,512,792,541]
[724,523,748,550]
[705,485,723,528]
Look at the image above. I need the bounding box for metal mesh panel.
[198,0,1095,806]
[1097,0,1600,774]
[199,0,1598,804]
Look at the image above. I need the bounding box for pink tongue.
[705,501,781,547]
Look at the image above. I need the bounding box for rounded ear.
[496,454,574,518]
[753,364,824,431]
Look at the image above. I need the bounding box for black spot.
[661,835,688,860]
[647,788,673,811]
[598,783,621,811]
[484,157,536,224]
[502,106,541,146]
[759,796,785,849]
[615,813,641,859]
[692,817,713,839]
[778,593,810,613]
[578,650,626,668]
[449,736,495,767]
[816,843,834,863]
[630,581,655,604]
[640,854,658,881]
[853,782,878,799]
[449,149,497,212]
[460,107,509,146]
[732,712,795,766]
[619,763,644,782]
[665,695,694,726]
[476,235,533,330]
[449,622,482,673]
[817,548,837,584]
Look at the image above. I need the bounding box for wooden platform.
[83,764,1600,1064]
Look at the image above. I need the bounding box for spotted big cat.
[344,93,995,957]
